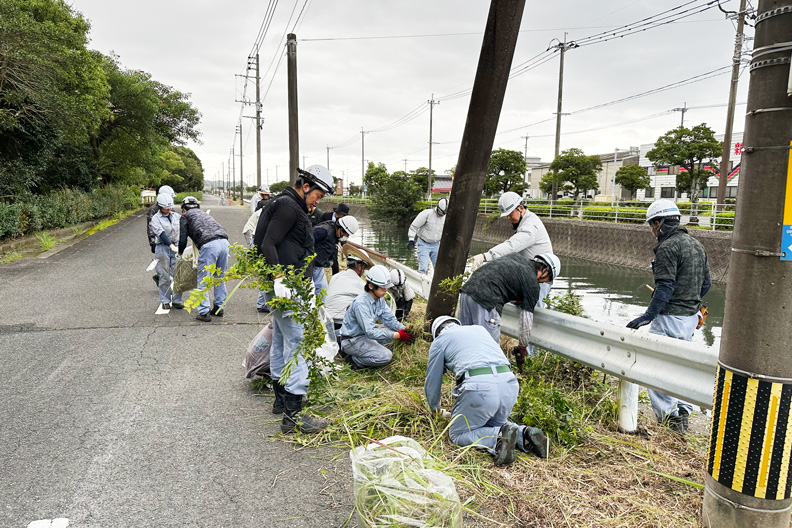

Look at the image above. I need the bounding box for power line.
[291,0,311,33]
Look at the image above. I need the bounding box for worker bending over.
[312,215,359,298]
[338,265,414,369]
[150,192,182,310]
[324,252,370,329]
[425,317,549,466]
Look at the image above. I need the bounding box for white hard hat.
[347,251,370,267]
[436,197,449,215]
[157,185,176,198]
[431,315,460,339]
[302,165,335,195]
[498,191,522,217]
[390,269,407,287]
[156,193,174,208]
[534,253,561,281]
[336,215,359,236]
[646,199,681,224]
[258,184,271,193]
[366,265,393,288]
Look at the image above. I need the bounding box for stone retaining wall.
[335,202,733,283]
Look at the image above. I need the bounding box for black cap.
[335,203,350,215]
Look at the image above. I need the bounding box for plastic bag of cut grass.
[243,322,272,379]
[350,436,463,528]
[173,245,198,293]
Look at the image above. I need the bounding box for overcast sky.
[69,0,752,187]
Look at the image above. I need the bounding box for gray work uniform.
[339,291,404,368]
[324,269,364,324]
[408,208,446,274]
[150,211,182,305]
[425,324,532,454]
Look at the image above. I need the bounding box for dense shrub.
[175,191,203,204]
[0,185,139,240]
[579,207,646,224]
[713,212,735,231]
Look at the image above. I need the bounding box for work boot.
[210,305,224,317]
[161,303,171,310]
[494,423,519,466]
[195,313,211,322]
[172,302,184,310]
[523,426,549,459]
[257,305,271,313]
[666,413,688,435]
[153,274,160,286]
[281,392,327,434]
[272,380,285,415]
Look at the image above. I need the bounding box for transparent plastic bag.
[350,436,463,528]
[173,245,197,294]
[317,306,339,378]
[243,323,273,379]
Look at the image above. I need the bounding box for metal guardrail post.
[615,202,619,224]
[618,380,639,432]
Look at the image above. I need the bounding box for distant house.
[431,174,453,193]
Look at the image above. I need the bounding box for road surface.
[0,195,352,527]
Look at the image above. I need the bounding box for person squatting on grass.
[425,317,549,466]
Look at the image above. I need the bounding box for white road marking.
[155,303,170,315]
[27,519,69,528]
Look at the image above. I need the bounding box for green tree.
[539,172,569,197]
[349,183,362,195]
[408,167,435,194]
[369,172,423,226]
[485,148,527,196]
[646,124,721,222]
[614,164,650,199]
[549,148,601,201]
[269,180,290,194]
[363,162,389,194]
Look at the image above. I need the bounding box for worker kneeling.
[425,317,549,466]
[338,264,414,369]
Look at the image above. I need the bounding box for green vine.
[185,244,330,385]
[438,272,469,295]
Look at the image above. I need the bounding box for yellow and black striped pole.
[702,1,792,525]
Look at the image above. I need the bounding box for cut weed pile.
[253,298,709,527]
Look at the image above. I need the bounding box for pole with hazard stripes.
[702,2,792,526]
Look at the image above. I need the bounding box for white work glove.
[169,244,178,253]
[440,408,452,420]
[273,278,292,299]
[469,253,486,271]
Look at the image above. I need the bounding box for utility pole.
[255,54,262,188]
[702,2,792,526]
[673,102,688,127]
[286,33,299,185]
[326,145,332,170]
[237,123,244,202]
[275,165,279,182]
[361,128,366,183]
[717,0,748,211]
[550,33,577,203]
[522,135,529,187]
[221,161,225,196]
[426,0,527,320]
[230,149,235,201]
[427,94,440,199]
[403,158,408,172]
[611,148,619,208]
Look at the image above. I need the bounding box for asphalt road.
[0,196,352,527]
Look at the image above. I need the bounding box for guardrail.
[345,241,718,432]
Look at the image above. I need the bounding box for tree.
[269,180,290,194]
[614,164,650,199]
[369,173,424,226]
[363,162,389,194]
[349,183,362,195]
[646,124,721,223]
[485,148,527,195]
[548,148,601,201]
[539,172,569,197]
[408,167,434,193]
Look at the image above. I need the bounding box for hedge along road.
[0,194,352,527]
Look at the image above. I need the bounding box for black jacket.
[178,209,228,253]
[253,187,315,277]
[146,203,160,248]
[313,220,339,268]
[461,254,540,314]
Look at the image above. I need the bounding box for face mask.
[338,236,349,243]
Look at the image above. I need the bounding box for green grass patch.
[35,232,57,251]
[0,251,24,265]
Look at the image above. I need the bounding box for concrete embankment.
[336,201,732,283]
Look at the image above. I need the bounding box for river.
[350,218,724,349]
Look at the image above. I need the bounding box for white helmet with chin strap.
[157,185,176,198]
[646,199,680,224]
[436,197,449,215]
[431,315,460,339]
[258,184,271,194]
[534,252,561,281]
[498,191,522,217]
[300,165,335,195]
[390,269,407,288]
[156,193,174,208]
[336,215,359,236]
[366,265,393,288]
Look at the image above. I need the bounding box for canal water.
[351,218,725,349]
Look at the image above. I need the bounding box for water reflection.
[349,218,724,349]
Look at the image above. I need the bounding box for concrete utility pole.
[426,0,527,320]
[550,33,576,202]
[673,102,688,127]
[237,123,243,201]
[611,148,619,208]
[427,94,439,199]
[255,54,262,189]
[717,0,748,211]
[702,2,792,526]
[326,145,332,170]
[361,128,366,183]
[287,33,299,185]
[230,149,235,201]
[522,135,529,187]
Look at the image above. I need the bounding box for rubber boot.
[494,423,519,466]
[272,380,285,415]
[523,426,549,459]
[281,392,327,434]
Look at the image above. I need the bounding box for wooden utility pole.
[287,34,299,186]
[426,0,527,320]
[255,53,262,189]
[427,94,439,199]
[238,123,243,200]
[702,2,792,525]
[717,0,747,211]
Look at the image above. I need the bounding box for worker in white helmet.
[149,192,183,309]
[250,184,271,213]
[388,269,415,322]
[311,215,359,298]
[407,197,448,274]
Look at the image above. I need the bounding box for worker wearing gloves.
[249,184,271,213]
[469,192,553,306]
[407,197,448,274]
[178,197,229,322]
[150,192,182,309]
[311,215,359,298]
[389,269,415,322]
[459,252,560,370]
[146,185,176,286]
[338,265,414,369]
[626,199,711,434]
[426,316,549,466]
[254,165,335,434]
[324,252,370,328]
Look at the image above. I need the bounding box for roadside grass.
[254,296,709,527]
[0,250,24,265]
[84,209,137,236]
[35,232,58,251]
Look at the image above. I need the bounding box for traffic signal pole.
[702,2,792,526]
[426,0,526,320]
